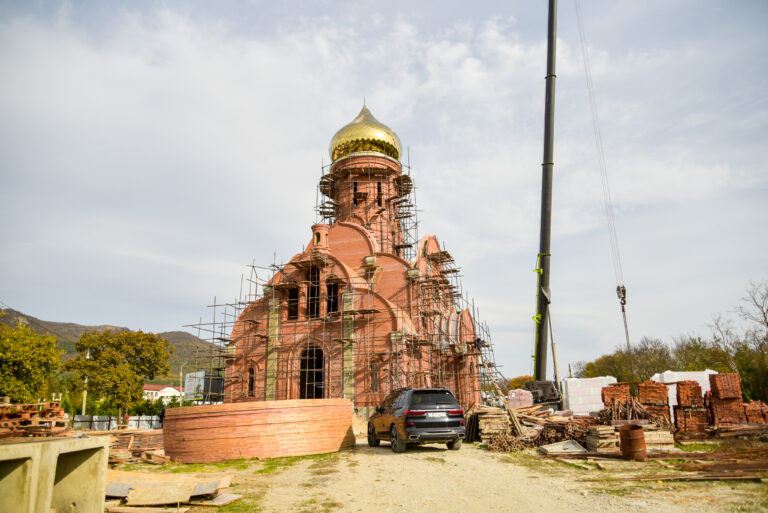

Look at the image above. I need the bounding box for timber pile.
[0,401,70,438]
[644,429,675,450]
[585,425,674,453]
[586,426,618,453]
[598,397,671,429]
[88,429,165,464]
[106,469,241,508]
[536,416,597,447]
[707,374,746,425]
[465,405,509,443]
[488,433,527,452]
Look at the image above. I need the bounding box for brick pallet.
[676,380,703,407]
[638,381,669,404]
[674,406,709,436]
[709,373,741,399]
[743,401,768,424]
[601,384,630,405]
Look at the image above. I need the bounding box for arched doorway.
[299,347,324,399]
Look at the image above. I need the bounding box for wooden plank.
[106,507,190,513]
[125,483,195,506]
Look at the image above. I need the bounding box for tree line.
[573,280,768,402]
[0,318,184,418]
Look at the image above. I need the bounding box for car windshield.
[411,391,458,407]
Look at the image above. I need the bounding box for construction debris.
[537,440,587,455]
[91,429,164,464]
[0,400,70,438]
[106,469,240,508]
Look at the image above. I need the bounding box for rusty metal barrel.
[619,424,647,462]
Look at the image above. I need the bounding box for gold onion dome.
[329,105,402,162]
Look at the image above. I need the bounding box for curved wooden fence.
[163,398,355,463]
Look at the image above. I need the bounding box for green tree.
[66,330,172,421]
[0,321,62,402]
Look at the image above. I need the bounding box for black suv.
[367,388,465,453]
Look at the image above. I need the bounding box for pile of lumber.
[644,429,675,450]
[585,425,618,453]
[536,416,597,447]
[464,405,509,443]
[0,401,70,438]
[105,469,242,509]
[86,429,165,464]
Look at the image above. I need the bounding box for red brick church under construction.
[223,106,493,412]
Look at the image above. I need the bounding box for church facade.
[223,107,486,411]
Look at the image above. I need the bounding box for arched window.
[299,347,324,399]
[248,368,254,397]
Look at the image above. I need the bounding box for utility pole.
[81,348,90,416]
[179,360,188,403]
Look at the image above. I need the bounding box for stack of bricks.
[637,381,671,423]
[708,373,745,425]
[601,384,631,405]
[743,400,768,424]
[674,380,707,436]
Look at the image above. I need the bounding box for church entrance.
[299,347,324,399]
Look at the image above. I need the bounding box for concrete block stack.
[507,389,533,409]
[674,380,708,436]
[707,373,745,425]
[561,376,618,415]
[637,381,671,423]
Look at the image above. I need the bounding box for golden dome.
[329,106,401,162]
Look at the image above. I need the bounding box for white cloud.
[1,2,766,378]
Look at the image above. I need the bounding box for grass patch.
[676,442,719,453]
[425,456,446,464]
[255,452,338,475]
[219,490,266,512]
[499,451,552,472]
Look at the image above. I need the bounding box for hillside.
[0,308,217,383]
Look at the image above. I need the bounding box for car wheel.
[447,438,462,451]
[367,422,380,447]
[390,425,406,453]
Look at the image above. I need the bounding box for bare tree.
[735,280,768,334]
[709,314,740,374]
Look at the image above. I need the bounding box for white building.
[142,384,184,404]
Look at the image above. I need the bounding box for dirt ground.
[127,439,768,513]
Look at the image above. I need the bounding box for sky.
[1,0,767,379]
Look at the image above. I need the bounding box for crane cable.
[574,0,635,379]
